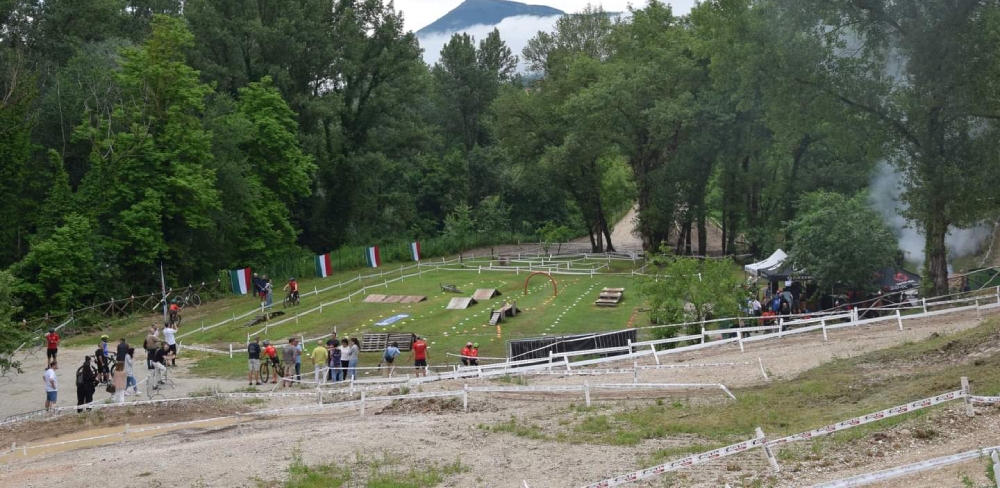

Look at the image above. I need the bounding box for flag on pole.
[410,241,421,261]
[365,246,381,268]
[230,267,252,295]
[315,253,332,278]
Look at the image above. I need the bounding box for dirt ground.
[1,307,997,487]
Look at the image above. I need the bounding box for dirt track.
[2,308,997,487]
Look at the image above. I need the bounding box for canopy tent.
[875,267,921,292]
[744,249,788,277]
[760,264,813,282]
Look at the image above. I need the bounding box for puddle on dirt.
[0,417,237,462]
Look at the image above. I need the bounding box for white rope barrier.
[810,446,1000,488]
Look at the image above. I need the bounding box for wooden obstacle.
[360,333,415,352]
[363,294,426,304]
[489,300,520,325]
[472,288,502,301]
[446,297,478,310]
[595,288,625,307]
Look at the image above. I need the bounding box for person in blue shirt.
[381,342,401,377]
[294,339,303,382]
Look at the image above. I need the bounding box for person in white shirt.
[163,323,178,366]
[43,361,58,410]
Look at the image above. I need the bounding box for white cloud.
[414,0,698,68]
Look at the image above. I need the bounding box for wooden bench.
[360,332,415,352]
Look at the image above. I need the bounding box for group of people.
[459,342,480,366]
[246,333,431,387]
[251,274,299,308]
[41,321,181,413]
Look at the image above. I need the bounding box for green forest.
[1,0,999,321]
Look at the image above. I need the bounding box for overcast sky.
[409,0,699,66]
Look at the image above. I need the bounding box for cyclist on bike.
[283,277,299,303]
[263,339,279,383]
[168,299,180,325]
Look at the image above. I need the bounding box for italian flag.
[410,241,421,261]
[365,246,381,268]
[230,268,252,295]
[315,253,332,278]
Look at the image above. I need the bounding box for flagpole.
[160,262,168,324]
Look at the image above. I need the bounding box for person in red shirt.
[168,301,180,325]
[460,342,472,366]
[262,340,279,383]
[45,329,60,362]
[469,343,479,366]
[410,335,428,377]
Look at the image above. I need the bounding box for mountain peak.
[416,0,565,36]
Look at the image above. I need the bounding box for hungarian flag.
[315,253,332,278]
[230,268,252,295]
[410,241,421,261]
[365,246,381,268]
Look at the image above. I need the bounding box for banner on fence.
[315,253,332,278]
[366,246,381,268]
[230,267,252,295]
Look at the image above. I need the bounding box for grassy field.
[484,318,1000,456]
[66,257,648,378]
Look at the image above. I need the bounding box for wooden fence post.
[961,377,974,418]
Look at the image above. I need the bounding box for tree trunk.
[600,212,615,253]
[697,212,707,256]
[924,208,950,295]
[588,226,599,253]
[675,223,686,255]
[684,220,693,255]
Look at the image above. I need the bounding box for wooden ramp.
[446,297,477,310]
[363,294,387,303]
[472,288,502,301]
[595,288,625,307]
[380,295,405,303]
[489,300,520,324]
[399,295,427,303]
[364,294,426,304]
[360,332,415,352]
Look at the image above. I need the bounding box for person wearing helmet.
[460,342,473,367]
[262,339,279,383]
[470,343,480,366]
[283,277,299,303]
[45,328,61,362]
[168,299,180,325]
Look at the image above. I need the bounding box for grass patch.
[269,451,468,488]
[523,320,1000,447]
[494,374,528,386]
[187,387,216,398]
[480,416,548,441]
[243,398,266,406]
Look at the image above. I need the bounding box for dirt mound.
[375,397,463,415]
[0,398,238,446]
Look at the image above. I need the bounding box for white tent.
[744,249,788,277]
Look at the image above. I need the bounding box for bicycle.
[282,292,300,309]
[168,310,182,327]
[175,288,202,308]
[259,359,285,384]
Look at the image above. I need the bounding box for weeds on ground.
[494,374,528,386]
[480,416,548,440]
[266,450,468,488]
[243,398,266,406]
[187,387,216,398]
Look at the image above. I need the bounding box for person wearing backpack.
[75,357,98,413]
[381,342,400,377]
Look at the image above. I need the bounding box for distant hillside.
[417,0,564,36]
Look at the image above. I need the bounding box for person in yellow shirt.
[311,341,329,386]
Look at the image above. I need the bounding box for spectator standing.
[329,339,342,381]
[247,337,262,386]
[252,272,261,298]
[112,361,127,404]
[144,328,160,370]
[116,338,129,363]
[410,336,428,377]
[311,340,328,386]
[94,336,110,384]
[326,339,338,381]
[347,338,360,380]
[124,348,140,396]
[382,342,400,377]
[43,361,58,410]
[294,337,303,381]
[151,343,169,389]
[281,338,297,387]
[75,357,97,413]
[163,323,178,366]
[338,339,350,381]
[45,329,60,363]
[264,278,274,308]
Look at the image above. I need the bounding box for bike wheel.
[174,314,182,327]
[190,294,202,307]
[283,295,292,309]
[259,362,270,383]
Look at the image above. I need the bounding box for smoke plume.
[869,161,990,268]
